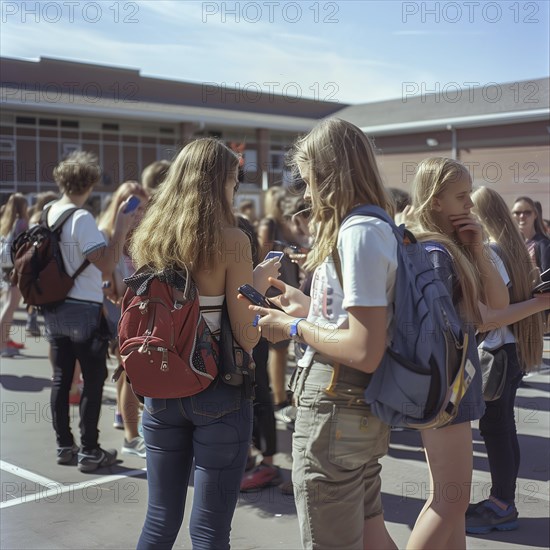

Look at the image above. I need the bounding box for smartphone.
[238,284,284,311]
[533,280,550,294]
[264,250,284,262]
[124,195,141,214]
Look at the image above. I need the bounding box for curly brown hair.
[53,151,101,195]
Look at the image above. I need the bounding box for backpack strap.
[334,204,399,287]
[42,203,91,279]
[423,242,450,256]
[42,204,80,232]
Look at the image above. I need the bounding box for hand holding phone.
[238,284,284,311]
[124,195,141,214]
[264,251,284,262]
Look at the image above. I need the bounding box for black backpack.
[10,205,90,307]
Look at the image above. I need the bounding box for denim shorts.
[43,299,102,343]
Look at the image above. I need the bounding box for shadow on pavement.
[520,379,549,393]
[383,493,550,549]
[0,374,52,392]
[515,395,549,411]
[466,516,550,548]
[381,491,423,529]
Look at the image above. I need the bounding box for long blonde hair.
[290,118,393,270]
[472,186,544,371]
[410,157,482,326]
[130,139,239,271]
[1,193,28,237]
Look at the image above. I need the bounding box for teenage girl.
[248,118,398,550]
[466,186,548,534]
[406,158,509,549]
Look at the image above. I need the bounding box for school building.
[1,57,549,211]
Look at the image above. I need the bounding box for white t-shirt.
[480,246,514,350]
[298,215,398,367]
[47,202,106,304]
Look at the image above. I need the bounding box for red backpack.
[117,267,219,399]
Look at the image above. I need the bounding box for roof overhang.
[0,88,320,132]
[360,108,550,135]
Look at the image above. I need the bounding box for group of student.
[1,117,549,550]
[130,119,548,549]
[0,156,169,469]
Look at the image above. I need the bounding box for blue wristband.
[289,318,306,341]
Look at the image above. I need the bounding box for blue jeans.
[137,378,253,550]
[478,343,523,503]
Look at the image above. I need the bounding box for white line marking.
[1,465,147,509]
[0,460,58,487]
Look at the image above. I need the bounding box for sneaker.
[274,404,297,424]
[465,499,519,534]
[0,347,20,358]
[121,436,146,458]
[78,447,118,473]
[113,411,124,429]
[57,443,79,465]
[466,499,488,516]
[240,463,282,492]
[7,339,25,350]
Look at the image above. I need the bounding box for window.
[0,138,15,153]
[16,116,36,125]
[62,143,80,157]
[39,118,58,127]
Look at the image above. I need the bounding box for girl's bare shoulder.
[222,226,250,246]
[222,227,252,265]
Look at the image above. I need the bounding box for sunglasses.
[512,210,533,217]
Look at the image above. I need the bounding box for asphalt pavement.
[1,307,549,549]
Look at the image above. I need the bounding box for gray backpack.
[340,205,475,429]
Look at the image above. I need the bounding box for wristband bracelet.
[289,318,306,341]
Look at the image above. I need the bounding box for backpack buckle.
[160,349,169,371]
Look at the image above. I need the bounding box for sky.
[1,0,549,104]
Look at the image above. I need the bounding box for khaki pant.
[290,361,390,550]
